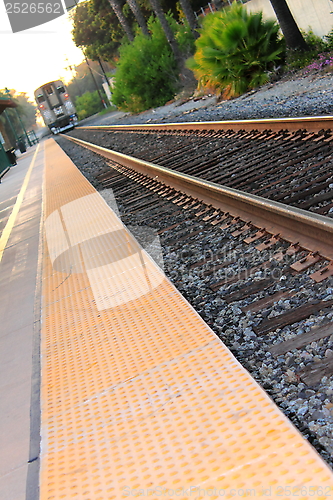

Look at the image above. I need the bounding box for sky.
[0,1,85,102]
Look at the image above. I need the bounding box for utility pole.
[97,58,109,84]
[84,56,108,109]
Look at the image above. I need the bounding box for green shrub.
[325,28,333,50]
[172,15,196,57]
[112,16,194,113]
[75,90,105,120]
[304,30,328,52]
[186,3,285,98]
[286,30,331,71]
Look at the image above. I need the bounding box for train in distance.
[34,80,78,134]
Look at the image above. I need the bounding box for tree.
[75,90,105,119]
[0,90,37,130]
[268,0,308,51]
[112,14,196,112]
[148,0,182,67]
[71,0,123,62]
[187,5,285,97]
[108,0,134,41]
[178,0,199,39]
[0,89,36,147]
[71,0,197,74]
[127,0,150,36]
[15,93,37,130]
[66,59,113,101]
[112,16,179,112]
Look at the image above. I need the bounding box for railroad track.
[57,116,333,466]
[72,116,333,216]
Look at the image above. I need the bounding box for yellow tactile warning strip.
[40,138,333,500]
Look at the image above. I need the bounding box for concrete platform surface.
[0,144,43,500]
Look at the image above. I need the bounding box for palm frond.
[186,3,285,97]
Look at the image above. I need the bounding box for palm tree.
[148,0,183,68]
[268,0,308,51]
[108,0,134,41]
[127,0,150,37]
[179,0,199,39]
[187,4,285,97]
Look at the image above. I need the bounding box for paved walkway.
[78,96,218,127]
[0,145,43,500]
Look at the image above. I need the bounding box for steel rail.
[64,134,333,261]
[78,115,333,133]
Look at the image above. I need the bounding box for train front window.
[57,86,65,93]
[37,94,45,103]
[45,85,54,95]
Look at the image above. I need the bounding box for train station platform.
[0,145,43,499]
[1,139,333,500]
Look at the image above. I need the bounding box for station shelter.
[0,96,18,176]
